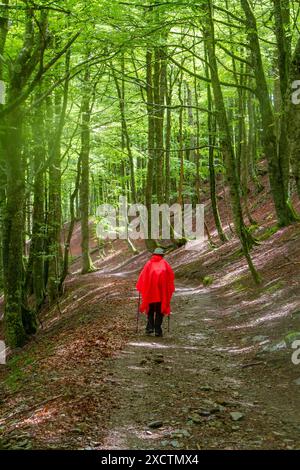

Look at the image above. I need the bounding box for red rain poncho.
[136,255,175,316]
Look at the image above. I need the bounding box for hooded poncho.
[136,255,175,316]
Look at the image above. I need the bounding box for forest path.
[97,279,300,450]
[2,236,300,450]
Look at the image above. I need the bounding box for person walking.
[136,248,175,337]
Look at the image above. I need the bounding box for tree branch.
[0,30,81,118]
[168,54,255,94]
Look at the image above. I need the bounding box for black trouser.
[146,302,163,336]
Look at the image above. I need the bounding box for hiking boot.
[155,332,163,337]
[146,330,154,335]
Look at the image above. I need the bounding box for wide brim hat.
[153,247,165,256]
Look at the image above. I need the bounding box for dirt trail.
[2,224,300,450]
[97,277,300,450]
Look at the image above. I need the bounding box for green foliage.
[232,274,248,292]
[259,225,279,241]
[233,282,247,293]
[203,275,214,287]
[264,280,285,294]
[4,353,34,393]
[248,224,259,233]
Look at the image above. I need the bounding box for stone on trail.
[190,415,202,424]
[208,420,223,429]
[231,425,240,431]
[170,440,181,448]
[148,420,163,429]
[230,412,244,422]
[198,410,211,417]
[293,377,300,386]
[161,440,169,447]
[199,385,213,391]
[171,429,191,438]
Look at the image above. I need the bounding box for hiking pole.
[168,314,170,333]
[136,292,141,333]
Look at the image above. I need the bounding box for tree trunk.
[247,93,262,191]
[0,1,9,293]
[287,37,300,199]
[241,0,298,226]
[273,0,293,204]
[60,156,81,288]
[2,102,27,346]
[29,96,46,311]
[153,47,166,205]
[204,0,260,283]
[193,54,201,206]
[205,51,227,243]
[112,62,137,204]
[164,69,172,205]
[145,49,157,249]
[2,8,43,346]
[177,70,184,206]
[80,65,94,274]
[47,90,63,303]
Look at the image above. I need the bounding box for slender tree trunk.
[0,1,9,293]
[112,63,137,204]
[178,70,184,206]
[47,90,63,302]
[273,0,293,202]
[80,66,94,274]
[193,65,201,205]
[203,0,260,283]
[47,49,70,301]
[2,102,27,346]
[60,156,81,288]
[165,70,172,205]
[205,51,227,243]
[273,0,291,102]
[241,0,298,226]
[153,47,166,205]
[247,92,262,191]
[28,96,46,312]
[288,38,300,198]
[145,49,157,249]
